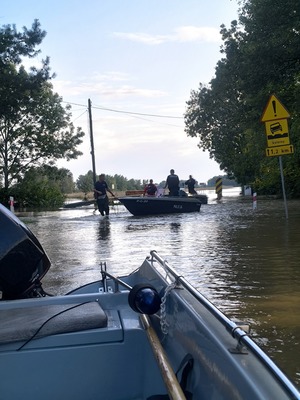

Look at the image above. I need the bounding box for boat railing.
[149,250,300,399]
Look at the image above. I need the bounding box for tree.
[76,171,94,198]
[238,0,300,196]
[0,20,84,192]
[185,0,300,196]
[39,165,75,194]
[185,18,265,187]
[10,166,66,208]
[76,172,143,194]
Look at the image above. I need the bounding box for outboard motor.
[0,204,51,300]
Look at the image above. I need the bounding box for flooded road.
[18,189,300,387]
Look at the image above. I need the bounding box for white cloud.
[175,26,220,43]
[53,77,167,99]
[113,26,221,45]
[113,32,171,45]
[90,71,130,82]
[100,85,166,98]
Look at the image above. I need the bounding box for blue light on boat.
[128,284,161,315]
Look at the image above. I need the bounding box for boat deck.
[0,253,298,399]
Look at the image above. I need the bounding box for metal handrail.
[150,250,300,399]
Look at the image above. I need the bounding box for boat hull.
[0,251,298,399]
[118,196,202,216]
[194,193,208,204]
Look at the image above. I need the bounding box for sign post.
[278,156,288,219]
[260,94,293,219]
[215,178,222,200]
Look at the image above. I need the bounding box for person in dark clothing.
[94,174,115,216]
[164,169,180,196]
[185,175,197,195]
[144,179,157,196]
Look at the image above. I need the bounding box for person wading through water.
[94,174,115,216]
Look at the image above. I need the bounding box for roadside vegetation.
[0,21,84,208]
[185,0,300,197]
[1,0,299,208]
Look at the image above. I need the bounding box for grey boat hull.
[0,253,299,399]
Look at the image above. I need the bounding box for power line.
[72,109,87,123]
[123,113,183,128]
[62,100,183,120]
[92,103,183,119]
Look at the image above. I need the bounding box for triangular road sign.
[261,94,290,122]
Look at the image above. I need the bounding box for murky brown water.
[18,189,300,387]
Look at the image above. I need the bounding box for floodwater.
[18,188,300,387]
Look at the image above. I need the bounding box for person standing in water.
[94,174,115,216]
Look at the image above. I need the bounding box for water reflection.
[170,222,181,232]
[97,218,111,241]
[18,190,300,387]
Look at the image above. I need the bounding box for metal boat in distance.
[0,203,299,400]
[118,195,202,216]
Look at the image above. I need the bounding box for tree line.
[76,171,238,198]
[1,164,235,209]
[184,0,300,197]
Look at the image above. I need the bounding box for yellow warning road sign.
[265,119,290,147]
[261,94,290,122]
[266,145,294,157]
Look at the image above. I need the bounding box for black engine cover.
[0,204,51,299]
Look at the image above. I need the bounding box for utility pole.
[88,99,97,185]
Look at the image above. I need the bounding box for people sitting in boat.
[185,175,197,195]
[179,189,188,197]
[94,174,115,216]
[144,179,157,196]
[164,169,180,196]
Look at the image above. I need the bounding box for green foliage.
[185,0,300,196]
[0,165,75,208]
[108,174,127,191]
[75,171,143,193]
[39,165,75,194]
[0,20,46,64]
[207,175,239,187]
[103,174,142,191]
[76,170,94,195]
[252,158,281,195]
[126,178,143,190]
[8,166,66,208]
[0,20,84,191]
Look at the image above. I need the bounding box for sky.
[1,0,240,184]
